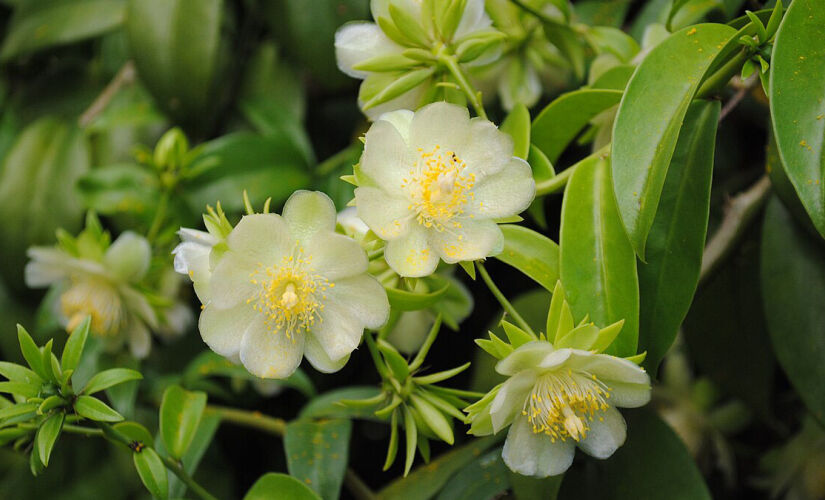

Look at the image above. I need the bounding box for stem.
[437,54,487,120]
[315,143,362,177]
[78,61,136,128]
[719,75,759,122]
[408,314,443,372]
[696,48,750,99]
[364,331,391,379]
[699,175,771,285]
[205,404,286,436]
[476,261,536,337]
[535,164,575,196]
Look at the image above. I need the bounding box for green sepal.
[591,320,625,353]
[555,323,600,350]
[500,320,536,347]
[384,409,400,470]
[410,394,453,444]
[352,53,420,73]
[625,351,647,365]
[362,67,434,110]
[388,4,431,47]
[377,340,411,380]
[411,362,470,385]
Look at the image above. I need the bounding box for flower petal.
[240,317,305,379]
[605,380,651,408]
[24,247,103,287]
[572,353,651,386]
[354,186,413,240]
[496,341,555,376]
[172,241,212,302]
[311,303,364,362]
[490,369,536,433]
[360,118,411,188]
[466,157,535,219]
[282,190,337,243]
[205,252,258,309]
[305,231,369,281]
[127,320,151,359]
[327,274,389,329]
[385,224,439,277]
[376,109,414,141]
[578,406,626,459]
[304,334,350,373]
[199,302,257,358]
[104,231,151,283]
[227,213,293,265]
[502,416,575,477]
[429,218,504,263]
[459,118,514,179]
[409,102,471,153]
[334,21,401,79]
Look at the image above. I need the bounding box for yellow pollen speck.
[687,28,697,36]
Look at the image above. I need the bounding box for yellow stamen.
[403,146,475,232]
[60,277,126,337]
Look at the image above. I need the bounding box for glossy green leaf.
[0,361,40,384]
[35,412,64,466]
[496,225,560,292]
[16,325,47,380]
[611,24,736,258]
[133,447,169,500]
[500,103,531,160]
[761,197,825,424]
[560,154,638,357]
[125,0,224,126]
[284,419,352,500]
[436,449,509,500]
[532,89,622,163]
[61,316,90,374]
[299,387,383,420]
[74,395,124,422]
[244,472,321,500]
[385,276,450,311]
[768,0,825,238]
[168,413,221,498]
[159,385,207,460]
[0,118,88,288]
[0,0,126,61]
[82,368,142,395]
[113,421,154,448]
[0,381,40,398]
[638,100,719,372]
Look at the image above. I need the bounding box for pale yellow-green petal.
[496,341,555,376]
[335,21,401,79]
[227,213,293,265]
[199,302,257,358]
[577,406,626,459]
[489,369,536,433]
[467,157,535,219]
[311,303,364,362]
[429,217,504,263]
[206,252,258,309]
[327,274,389,330]
[239,317,305,379]
[384,224,439,277]
[360,119,410,188]
[282,190,338,243]
[409,102,471,154]
[459,118,514,179]
[104,231,151,283]
[304,333,351,373]
[305,231,369,281]
[502,416,575,477]
[354,186,413,240]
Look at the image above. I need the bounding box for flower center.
[60,277,125,336]
[248,248,332,340]
[522,369,612,442]
[403,145,475,231]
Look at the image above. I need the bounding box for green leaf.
[541,19,586,80]
[761,197,825,424]
[0,381,40,398]
[77,164,160,216]
[532,89,622,163]
[17,325,47,380]
[410,394,453,444]
[768,0,825,238]
[495,225,560,292]
[560,154,639,357]
[500,103,531,160]
[299,387,383,420]
[0,0,126,61]
[35,412,63,467]
[61,316,90,373]
[284,419,352,500]
[377,340,411,380]
[125,0,224,127]
[377,435,503,500]
[159,385,207,460]
[74,395,123,422]
[133,447,169,500]
[402,405,417,476]
[611,23,736,258]
[113,421,154,448]
[385,276,450,311]
[560,409,711,499]
[0,361,41,384]
[82,368,142,395]
[363,67,435,110]
[435,449,509,500]
[0,118,89,288]
[169,413,221,498]
[0,401,38,421]
[509,471,562,500]
[638,100,719,372]
[244,472,321,500]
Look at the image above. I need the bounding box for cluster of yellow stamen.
[61,277,126,336]
[248,248,332,341]
[402,145,475,232]
[522,369,612,442]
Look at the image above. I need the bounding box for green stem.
[408,314,443,372]
[205,404,287,436]
[437,54,488,120]
[696,48,751,99]
[364,331,391,379]
[146,190,170,243]
[476,262,536,337]
[535,164,575,196]
[315,142,362,177]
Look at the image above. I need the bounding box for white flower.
[353,102,535,277]
[172,228,219,303]
[466,341,651,477]
[197,190,390,379]
[25,231,158,358]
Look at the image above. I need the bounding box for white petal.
[386,310,433,354]
[227,213,293,265]
[335,22,401,79]
[337,207,370,238]
[24,247,102,287]
[282,190,337,243]
[354,186,413,240]
[311,303,364,362]
[305,231,369,281]
[496,341,555,376]
[578,407,626,459]
[104,231,151,283]
[360,119,411,188]
[428,218,503,263]
[459,118,514,179]
[384,224,439,277]
[327,274,389,329]
[467,158,535,218]
[199,302,257,358]
[205,252,258,309]
[127,320,151,359]
[172,241,212,302]
[376,109,414,141]
[538,348,573,370]
[572,353,651,386]
[605,380,651,408]
[178,228,218,246]
[502,416,575,477]
[120,286,158,329]
[490,369,536,433]
[409,102,471,154]
[240,317,305,379]
[304,334,350,373]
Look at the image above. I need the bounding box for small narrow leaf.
[82,368,143,395]
[61,316,91,373]
[17,325,47,380]
[74,395,124,422]
[403,405,418,476]
[35,412,64,466]
[133,447,169,500]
